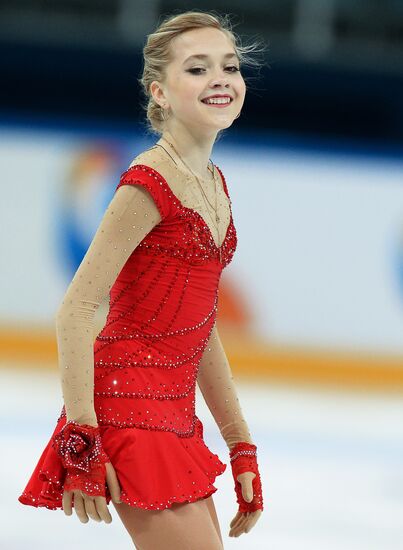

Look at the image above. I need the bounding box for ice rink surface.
[2,364,403,549]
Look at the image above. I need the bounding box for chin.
[209,113,237,125]
[194,114,235,132]
[217,118,236,129]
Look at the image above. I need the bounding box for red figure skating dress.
[18,144,255,511]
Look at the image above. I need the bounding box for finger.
[62,491,73,516]
[105,462,122,504]
[94,496,113,524]
[73,491,89,523]
[240,476,255,503]
[230,513,249,537]
[242,485,254,503]
[229,511,246,534]
[83,495,102,522]
[229,511,242,528]
[235,514,252,537]
[244,510,262,533]
[237,471,256,484]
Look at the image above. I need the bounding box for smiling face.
[151,27,246,133]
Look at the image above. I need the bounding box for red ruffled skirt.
[18,413,227,511]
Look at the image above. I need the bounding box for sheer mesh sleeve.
[55,170,168,427]
[197,322,255,451]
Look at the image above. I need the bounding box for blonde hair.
[138,10,268,136]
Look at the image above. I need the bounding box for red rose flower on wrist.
[52,420,109,473]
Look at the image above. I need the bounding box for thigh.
[204,495,223,547]
[112,496,224,550]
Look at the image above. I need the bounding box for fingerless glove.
[230,442,263,513]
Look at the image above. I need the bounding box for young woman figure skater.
[18,10,264,549]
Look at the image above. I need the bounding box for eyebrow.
[182,53,239,65]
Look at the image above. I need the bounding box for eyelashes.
[187,66,241,75]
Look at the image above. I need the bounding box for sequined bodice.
[116,164,237,268]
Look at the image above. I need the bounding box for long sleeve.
[197,321,255,451]
[55,174,166,427]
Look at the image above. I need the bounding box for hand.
[62,461,122,523]
[229,472,262,537]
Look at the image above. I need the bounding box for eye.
[187,68,206,75]
[187,66,241,75]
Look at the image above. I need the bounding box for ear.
[150,81,167,108]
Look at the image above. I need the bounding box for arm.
[197,321,264,517]
[55,183,162,427]
[196,321,255,451]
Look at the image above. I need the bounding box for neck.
[158,126,217,180]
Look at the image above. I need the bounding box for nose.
[208,79,231,93]
[209,68,231,85]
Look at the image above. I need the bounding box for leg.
[112,495,224,550]
[204,495,224,547]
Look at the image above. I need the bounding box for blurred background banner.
[3,2,403,549]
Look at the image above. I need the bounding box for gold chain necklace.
[160,137,219,213]
[153,142,217,212]
[158,136,223,262]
